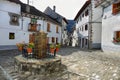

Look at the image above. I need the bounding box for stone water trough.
[14,55,63,75]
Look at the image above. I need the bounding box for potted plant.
[113,37,120,43]
[27,42,34,54]
[50,44,55,54]
[56,43,60,52]
[16,43,24,51]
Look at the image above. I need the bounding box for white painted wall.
[22,16,62,44]
[61,20,68,45]
[73,0,102,49]
[91,0,102,47]
[0,0,62,50]
[0,1,22,50]
[102,5,120,52]
[45,21,62,44]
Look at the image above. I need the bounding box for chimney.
[53,6,56,12]
[26,0,30,13]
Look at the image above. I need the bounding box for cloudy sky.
[20,0,87,19]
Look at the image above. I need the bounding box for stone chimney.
[26,0,30,13]
[53,6,56,12]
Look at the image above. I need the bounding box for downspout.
[21,16,23,30]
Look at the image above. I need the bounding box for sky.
[20,0,87,19]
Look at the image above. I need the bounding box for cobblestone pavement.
[57,47,120,80]
[0,47,120,80]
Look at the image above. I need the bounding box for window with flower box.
[9,13,19,26]
[113,31,120,43]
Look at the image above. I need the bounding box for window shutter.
[116,31,120,38]
[47,23,50,32]
[112,2,120,15]
[56,26,58,33]
[113,4,117,14]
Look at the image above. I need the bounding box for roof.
[44,6,68,24]
[8,0,21,4]
[74,0,91,21]
[20,3,61,26]
[63,18,68,24]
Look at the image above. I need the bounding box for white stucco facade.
[73,0,102,49]
[61,20,68,46]
[100,2,120,52]
[0,0,62,50]
[0,0,22,50]
[94,0,120,53]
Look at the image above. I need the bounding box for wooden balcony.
[28,24,38,32]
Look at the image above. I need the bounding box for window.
[85,9,88,16]
[9,33,15,39]
[85,24,88,30]
[116,31,120,39]
[47,23,50,32]
[52,37,55,43]
[112,2,120,15]
[56,38,58,43]
[82,13,84,17]
[79,16,82,21]
[9,13,19,26]
[56,25,59,33]
[113,31,120,43]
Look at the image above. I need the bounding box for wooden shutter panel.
[113,4,117,14]
[47,23,50,32]
[116,31,120,39]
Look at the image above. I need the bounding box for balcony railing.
[28,23,40,32]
